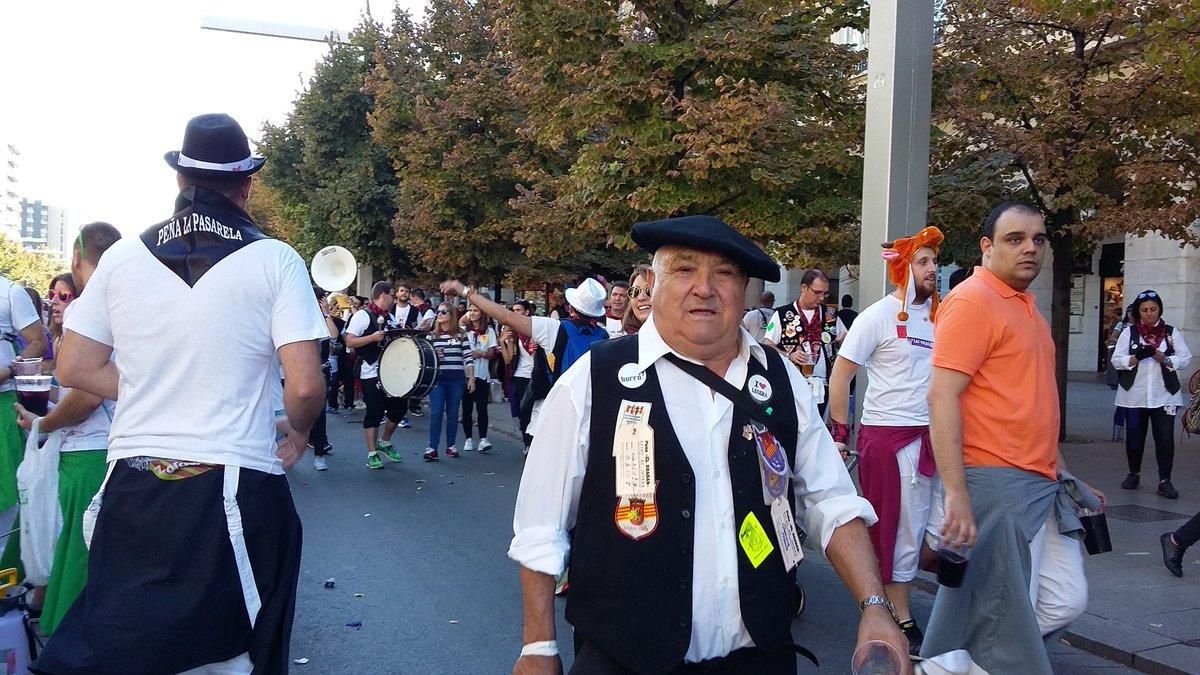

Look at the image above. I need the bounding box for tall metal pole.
[857,0,936,306]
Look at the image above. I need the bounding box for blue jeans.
[429,371,466,449]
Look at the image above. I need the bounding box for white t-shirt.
[466,327,499,382]
[764,306,845,380]
[0,278,41,393]
[64,237,328,474]
[605,316,622,335]
[742,307,772,343]
[57,388,115,453]
[513,336,535,379]
[836,295,934,426]
[347,309,398,379]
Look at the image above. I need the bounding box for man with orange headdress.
[827,225,944,655]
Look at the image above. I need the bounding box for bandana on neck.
[1138,320,1167,349]
[140,186,267,287]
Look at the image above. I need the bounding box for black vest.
[393,304,420,329]
[772,302,832,367]
[566,335,800,674]
[1119,324,1181,395]
[355,309,390,366]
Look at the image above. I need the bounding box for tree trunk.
[1049,223,1074,441]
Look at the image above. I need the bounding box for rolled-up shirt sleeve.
[508,354,593,576]
[785,365,876,553]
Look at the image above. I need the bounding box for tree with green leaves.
[928,0,1200,437]
[258,18,411,278]
[497,0,869,270]
[0,236,65,292]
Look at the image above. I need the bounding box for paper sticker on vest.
[614,486,659,541]
[738,512,774,568]
[771,497,804,571]
[748,374,772,402]
[617,363,647,389]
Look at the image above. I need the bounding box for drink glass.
[798,345,815,377]
[851,640,903,675]
[935,541,970,588]
[15,375,52,416]
[1079,507,1112,555]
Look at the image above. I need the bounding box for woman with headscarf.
[1112,290,1192,499]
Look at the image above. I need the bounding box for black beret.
[631,215,780,282]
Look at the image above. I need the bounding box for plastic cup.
[935,542,970,588]
[15,375,52,416]
[10,358,42,377]
[1079,508,1112,555]
[851,640,904,675]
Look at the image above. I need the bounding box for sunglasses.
[48,291,73,303]
[630,285,649,299]
[436,309,450,315]
[1137,291,1158,299]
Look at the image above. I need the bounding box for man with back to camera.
[33,113,327,674]
[921,202,1105,673]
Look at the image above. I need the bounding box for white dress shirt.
[1111,323,1192,408]
[508,316,875,663]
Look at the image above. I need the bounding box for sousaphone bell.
[311,245,357,292]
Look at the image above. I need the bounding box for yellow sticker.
[738,512,775,569]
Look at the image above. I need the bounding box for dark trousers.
[339,355,357,408]
[570,640,796,675]
[308,407,329,455]
[1176,511,1200,549]
[462,377,490,438]
[511,376,531,440]
[1125,406,1176,481]
[325,366,340,409]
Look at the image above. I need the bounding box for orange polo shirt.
[932,267,1058,480]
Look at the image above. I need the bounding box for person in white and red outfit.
[827,226,946,655]
[498,300,536,451]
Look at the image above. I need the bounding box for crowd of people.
[0,111,1191,675]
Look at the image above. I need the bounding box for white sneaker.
[479,437,493,452]
[463,438,475,452]
[313,456,328,471]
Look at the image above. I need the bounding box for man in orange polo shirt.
[921,202,1105,673]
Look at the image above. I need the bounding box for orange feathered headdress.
[881,226,944,323]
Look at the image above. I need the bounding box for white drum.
[378,336,439,398]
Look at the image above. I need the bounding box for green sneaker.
[377,442,403,463]
[366,452,385,470]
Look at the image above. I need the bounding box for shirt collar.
[634,314,768,373]
[974,266,1036,303]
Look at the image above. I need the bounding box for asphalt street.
[286,404,1137,674]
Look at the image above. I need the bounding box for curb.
[910,575,1194,675]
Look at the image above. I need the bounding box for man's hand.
[513,655,563,675]
[277,427,308,470]
[12,403,36,432]
[940,488,977,549]
[787,349,808,366]
[440,280,467,297]
[467,379,476,394]
[1151,350,1167,363]
[834,441,849,461]
[856,607,912,674]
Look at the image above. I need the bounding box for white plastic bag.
[17,418,62,585]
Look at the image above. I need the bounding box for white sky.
[0,0,424,236]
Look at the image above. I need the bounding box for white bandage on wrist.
[520,640,559,658]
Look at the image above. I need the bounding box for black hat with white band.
[631,215,780,282]
[164,113,266,178]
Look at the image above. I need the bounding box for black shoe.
[898,618,924,656]
[1158,480,1179,500]
[1121,473,1140,489]
[1162,533,1185,577]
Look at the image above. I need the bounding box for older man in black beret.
[506,215,908,674]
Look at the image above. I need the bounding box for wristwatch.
[858,595,897,620]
